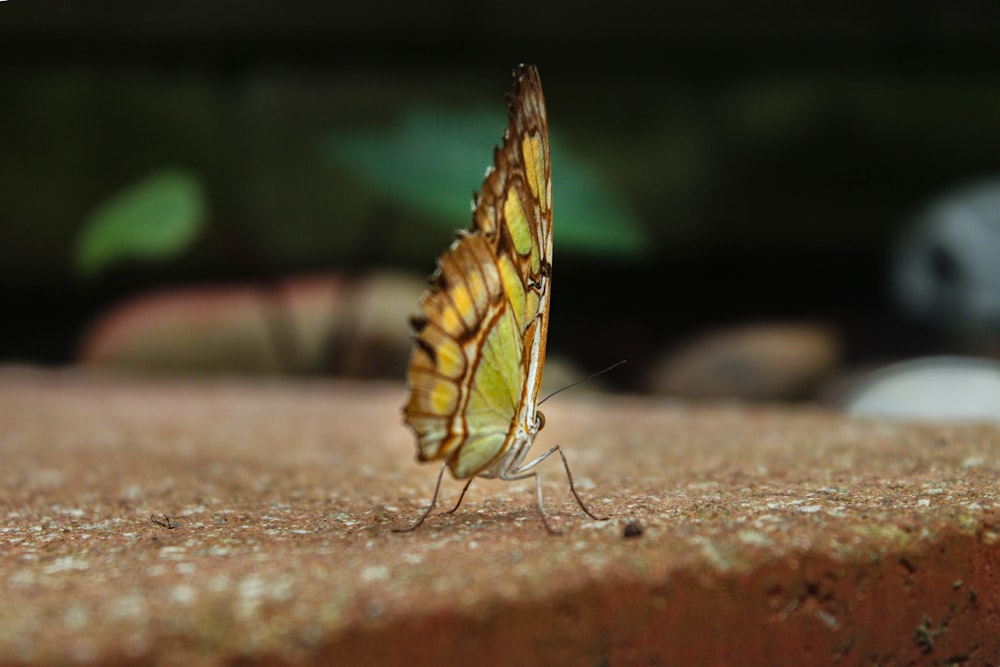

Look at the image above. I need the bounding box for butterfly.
[396,64,607,534]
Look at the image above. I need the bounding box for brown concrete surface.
[1,367,999,666]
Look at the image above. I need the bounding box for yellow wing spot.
[429,378,459,415]
[497,254,526,331]
[467,268,489,314]
[504,190,532,257]
[524,291,540,323]
[450,283,477,329]
[439,305,465,336]
[435,336,465,379]
[521,134,545,210]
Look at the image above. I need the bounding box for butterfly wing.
[404,65,553,480]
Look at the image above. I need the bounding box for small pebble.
[623,520,644,539]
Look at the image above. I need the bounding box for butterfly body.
[399,65,603,533]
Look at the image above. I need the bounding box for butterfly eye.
[535,411,546,430]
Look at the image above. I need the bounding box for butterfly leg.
[551,445,609,522]
[446,478,476,514]
[533,471,560,535]
[393,462,448,533]
[507,445,609,533]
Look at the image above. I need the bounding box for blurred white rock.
[892,179,1000,344]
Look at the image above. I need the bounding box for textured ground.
[1,367,999,666]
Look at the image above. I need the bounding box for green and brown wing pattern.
[403,65,553,479]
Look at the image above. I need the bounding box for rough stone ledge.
[1,367,998,666]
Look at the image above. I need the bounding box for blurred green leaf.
[322,108,647,258]
[75,168,206,278]
[552,152,647,258]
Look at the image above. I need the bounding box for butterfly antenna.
[539,360,627,405]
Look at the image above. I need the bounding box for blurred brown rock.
[78,271,426,377]
[324,271,425,377]
[645,322,841,400]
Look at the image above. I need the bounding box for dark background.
[4,1,999,385]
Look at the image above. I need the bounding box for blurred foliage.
[75,169,207,279]
[321,107,648,258]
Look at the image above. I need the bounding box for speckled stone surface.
[1,367,998,666]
